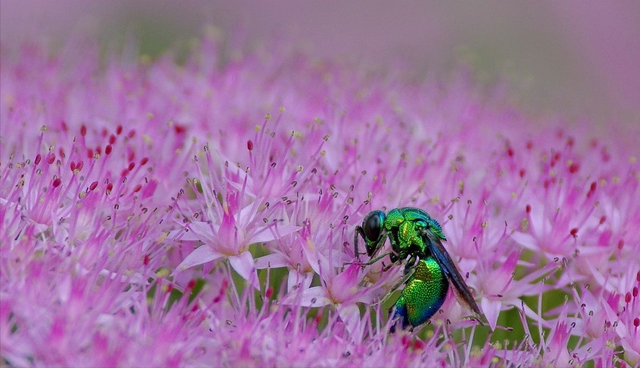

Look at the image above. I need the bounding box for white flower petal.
[511,232,538,250]
[229,252,259,290]
[480,297,501,330]
[174,246,222,273]
[287,271,312,292]
[250,225,301,244]
[283,286,331,307]
[254,253,289,269]
[337,304,363,342]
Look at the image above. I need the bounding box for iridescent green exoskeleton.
[354,207,486,331]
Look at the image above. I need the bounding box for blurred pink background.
[1,1,639,128]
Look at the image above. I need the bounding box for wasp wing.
[422,229,487,324]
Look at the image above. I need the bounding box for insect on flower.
[353,207,487,332]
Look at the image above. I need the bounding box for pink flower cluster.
[1,36,639,367]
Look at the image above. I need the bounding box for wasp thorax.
[363,210,386,242]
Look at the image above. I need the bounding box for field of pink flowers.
[1,34,639,367]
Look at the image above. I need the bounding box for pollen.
[306,237,315,251]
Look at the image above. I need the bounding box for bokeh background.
[2,0,639,132]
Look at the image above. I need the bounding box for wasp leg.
[353,225,366,261]
[381,263,394,272]
[375,265,417,306]
[404,255,418,271]
[349,250,394,267]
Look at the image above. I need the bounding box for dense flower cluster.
[1,35,639,367]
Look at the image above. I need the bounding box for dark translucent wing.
[423,230,487,324]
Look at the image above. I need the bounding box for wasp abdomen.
[391,257,449,331]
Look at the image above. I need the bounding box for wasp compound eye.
[363,210,385,242]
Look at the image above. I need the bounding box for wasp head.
[362,210,386,256]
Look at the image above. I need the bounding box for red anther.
[570,228,578,238]
[46,153,56,164]
[401,335,411,347]
[105,145,112,155]
[121,168,129,177]
[34,154,41,165]
[315,313,322,325]
[569,163,580,174]
[109,134,116,145]
[247,140,254,151]
[76,161,84,172]
[133,184,142,193]
[567,137,574,147]
[590,139,598,148]
[80,124,87,136]
[143,254,150,266]
[413,340,425,350]
[634,318,640,328]
[265,287,273,298]
[52,178,62,187]
[140,157,149,166]
[70,161,76,171]
[590,182,597,192]
[128,129,136,138]
[191,304,199,312]
[544,179,550,189]
[106,183,113,193]
[519,169,525,178]
[637,271,640,282]
[174,124,187,134]
[116,125,123,135]
[526,140,533,150]
[187,279,196,289]
[556,129,564,138]
[101,128,108,137]
[618,240,625,250]
[127,151,135,162]
[599,216,606,225]
[634,287,638,298]
[554,152,561,161]
[526,204,531,214]
[87,148,94,159]
[128,162,135,171]
[507,147,514,157]
[90,181,98,191]
[96,146,102,155]
[626,292,632,304]
[59,148,65,158]
[61,120,68,131]
[166,284,173,293]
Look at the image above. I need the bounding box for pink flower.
[2,32,638,366]
[172,168,300,288]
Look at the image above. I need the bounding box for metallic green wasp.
[353,207,486,331]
